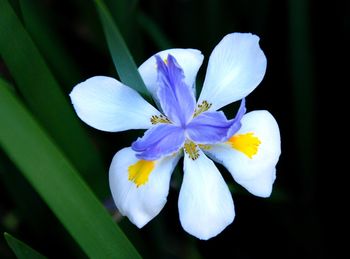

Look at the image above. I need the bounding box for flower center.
[151,100,213,126]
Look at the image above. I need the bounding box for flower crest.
[70,33,281,240]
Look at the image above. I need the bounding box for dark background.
[1,0,345,258]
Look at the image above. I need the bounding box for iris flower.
[70,33,281,240]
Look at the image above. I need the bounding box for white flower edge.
[109,147,180,227]
[199,33,267,111]
[139,48,204,104]
[179,149,235,240]
[70,76,160,132]
[206,110,281,197]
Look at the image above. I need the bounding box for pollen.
[198,144,212,150]
[150,114,171,124]
[194,100,212,117]
[227,132,261,159]
[184,141,199,160]
[128,160,155,187]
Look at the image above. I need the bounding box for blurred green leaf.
[105,0,144,63]
[105,0,139,22]
[18,0,80,89]
[0,79,141,258]
[0,0,108,199]
[4,233,46,259]
[137,11,172,50]
[288,0,315,178]
[0,154,47,232]
[288,0,319,252]
[0,153,85,259]
[94,0,151,100]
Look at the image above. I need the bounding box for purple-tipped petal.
[226,98,246,138]
[156,55,196,126]
[186,111,233,144]
[132,124,185,160]
[186,99,246,144]
[138,49,204,103]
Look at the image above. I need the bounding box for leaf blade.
[94,0,151,99]
[18,0,80,89]
[0,79,141,259]
[4,233,47,259]
[137,11,172,50]
[0,0,108,199]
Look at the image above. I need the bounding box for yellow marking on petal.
[194,100,212,117]
[227,132,261,159]
[150,114,171,124]
[184,141,199,160]
[128,160,155,187]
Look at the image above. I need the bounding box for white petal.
[198,33,267,111]
[70,76,160,132]
[206,110,281,197]
[138,49,204,101]
[109,147,180,228]
[178,149,234,240]
[236,167,276,197]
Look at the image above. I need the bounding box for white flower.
[70,33,281,240]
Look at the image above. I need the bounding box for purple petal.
[156,55,196,126]
[226,98,246,138]
[186,99,246,144]
[132,124,185,160]
[186,111,233,144]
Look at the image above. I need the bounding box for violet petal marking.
[186,98,246,144]
[132,124,185,160]
[156,55,196,126]
[226,98,246,139]
[186,111,233,144]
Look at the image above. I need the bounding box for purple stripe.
[132,124,185,160]
[156,55,196,127]
[186,99,246,144]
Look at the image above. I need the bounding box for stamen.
[150,114,171,124]
[198,144,212,150]
[194,100,212,117]
[227,132,261,159]
[184,141,200,160]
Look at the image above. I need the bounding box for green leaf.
[4,233,47,259]
[137,11,172,50]
[18,0,80,89]
[0,79,141,258]
[0,0,108,199]
[105,0,144,62]
[288,0,315,176]
[94,0,151,100]
[288,0,319,251]
[0,154,47,233]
